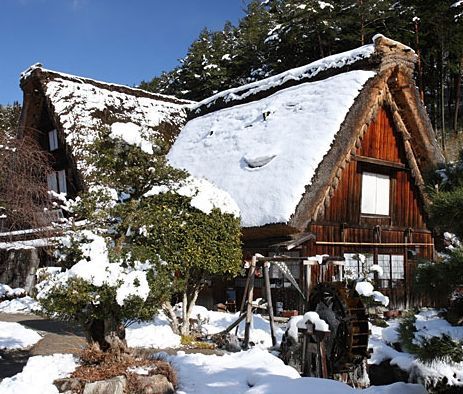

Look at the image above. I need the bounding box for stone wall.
[0,248,41,293]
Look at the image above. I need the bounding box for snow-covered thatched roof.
[20,64,193,178]
[168,35,443,231]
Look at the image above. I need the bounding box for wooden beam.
[353,155,407,170]
[315,241,433,247]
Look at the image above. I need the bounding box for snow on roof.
[168,70,376,228]
[193,43,375,112]
[21,65,194,178]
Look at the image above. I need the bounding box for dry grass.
[71,344,177,391]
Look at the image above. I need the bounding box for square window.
[361,172,390,215]
[47,170,67,195]
[48,129,58,151]
[47,172,58,193]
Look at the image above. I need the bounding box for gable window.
[47,170,67,195]
[48,129,59,151]
[361,172,390,215]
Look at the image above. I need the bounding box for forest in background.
[140,0,463,154]
[1,1,462,158]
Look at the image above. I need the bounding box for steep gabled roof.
[168,35,444,231]
[19,65,194,180]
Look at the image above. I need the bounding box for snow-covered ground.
[126,308,284,349]
[0,296,40,314]
[0,348,425,394]
[169,348,425,394]
[1,298,460,393]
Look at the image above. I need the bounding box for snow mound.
[0,296,41,314]
[145,176,240,217]
[126,312,181,349]
[0,283,26,299]
[0,354,76,394]
[296,311,330,332]
[355,281,389,306]
[0,321,42,350]
[110,121,154,154]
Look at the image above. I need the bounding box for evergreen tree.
[0,102,21,135]
[39,127,242,347]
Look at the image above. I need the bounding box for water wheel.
[308,283,369,375]
[280,282,369,378]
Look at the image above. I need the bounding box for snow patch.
[110,121,154,154]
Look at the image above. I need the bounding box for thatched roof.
[168,35,444,232]
[19,64,193,181]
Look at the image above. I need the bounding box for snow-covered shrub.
[397,311,463,363]
[415,247,463,309]
[351,253,389,308]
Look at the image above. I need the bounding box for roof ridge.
[190,34,416,118]
[20,64,195,106]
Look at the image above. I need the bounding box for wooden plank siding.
[305,107,434,308]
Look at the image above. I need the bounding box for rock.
[132,374,174,394]
[225,334,242,352]
[54,377,83,393]
[83,375,126,394]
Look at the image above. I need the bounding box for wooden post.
[235,263,252,335]
[243,255,256,349]
[263,261,277,347]
[318,335,329,378]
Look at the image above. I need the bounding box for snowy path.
[0,313,85,380]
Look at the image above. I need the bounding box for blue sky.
[0,0,246,104]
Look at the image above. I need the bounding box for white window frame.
[361,172,390,215]
[48,129,59,151]
[47,170,67,195]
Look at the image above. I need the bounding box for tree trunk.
[414,18,425,103]
[163,301,180,335]
[84,317,127,352]
[180,292,189,336]
[453,58,462,133]
[180,287,201,337]
[358,0,365,46]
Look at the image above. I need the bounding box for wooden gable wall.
[316,107,427,229]
[306,106,434,260]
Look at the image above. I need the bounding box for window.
[47,170,67,195]
[343,253,373,279]
[361,172,390,215]
[376,254,405,287]
[48,129,58,151]
[343,253,404,288]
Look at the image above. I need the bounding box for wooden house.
[1,65,192,290]
[168,35,445,310]
[18,64,192,200]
